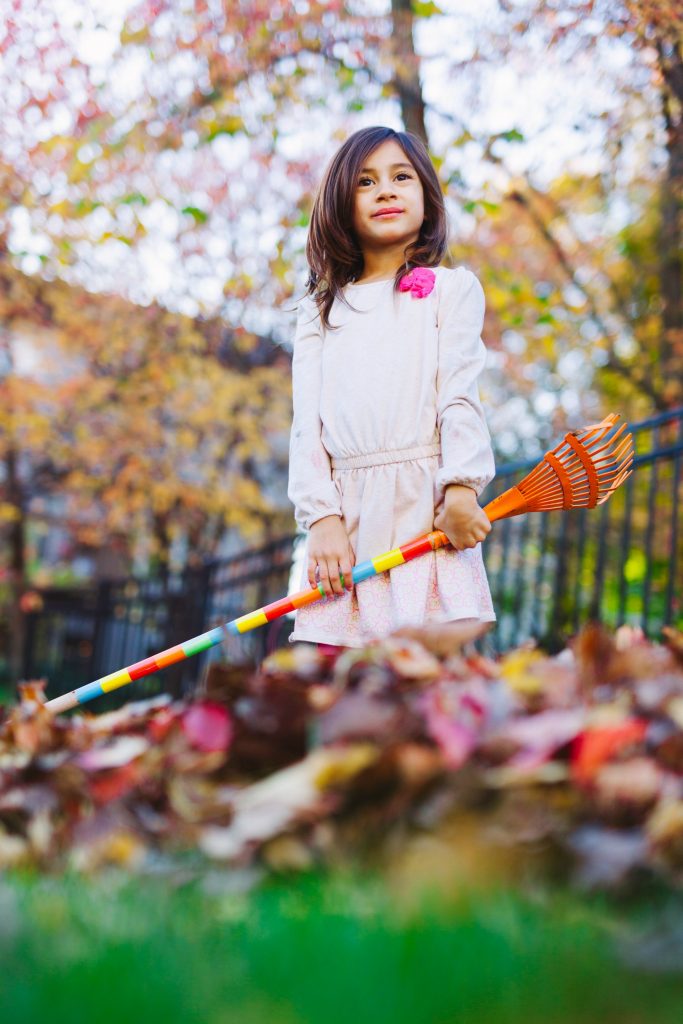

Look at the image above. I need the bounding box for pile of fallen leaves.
[2,620,683,887]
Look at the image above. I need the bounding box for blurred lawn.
[2,868,683,1024]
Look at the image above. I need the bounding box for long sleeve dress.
[286,264,497,648]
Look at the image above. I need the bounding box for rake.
[45,413,633,713]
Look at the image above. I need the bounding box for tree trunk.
[5,446,26,683]
[656,32,683,408]
[152,511,172,571]
[390,0,428,141]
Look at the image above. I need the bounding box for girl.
[287,125,496,652]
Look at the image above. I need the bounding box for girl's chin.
[367,223,418,240]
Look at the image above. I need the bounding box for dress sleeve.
[434,268,496,504]
[287,295,343,531]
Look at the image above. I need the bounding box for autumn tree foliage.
[487,0,683,414]
[4,0,679,418]
[0,240,292,678]
[0,242,293,551]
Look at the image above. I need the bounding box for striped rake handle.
[45,528,454,713]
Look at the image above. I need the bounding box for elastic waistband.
[330,441,441,471]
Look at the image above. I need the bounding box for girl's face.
[351,139,425,255]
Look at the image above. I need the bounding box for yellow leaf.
[498,648,546,695]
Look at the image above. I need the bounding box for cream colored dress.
[286,265,497,648]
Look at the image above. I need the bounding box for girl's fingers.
[321,559,344,597]
[317,560,333,597]
[308,555,346,596]
[308,556,330,593]
[340,557,353,590]
[307,557,319,589]
[347,542,357,588]
[320,557,347,596]
[328,559,345,596]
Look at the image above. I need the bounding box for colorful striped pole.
[45,528,452,714]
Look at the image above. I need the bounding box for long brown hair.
[303,126,449,330]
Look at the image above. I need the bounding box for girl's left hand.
[433,485,492,551]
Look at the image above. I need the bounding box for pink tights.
[317,643,348,655]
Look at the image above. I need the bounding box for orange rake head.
[483,413,634,524]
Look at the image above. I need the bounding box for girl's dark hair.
[304,126,449,330]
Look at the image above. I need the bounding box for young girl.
[287,125,496,652]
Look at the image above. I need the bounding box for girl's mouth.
[372,209,403,218]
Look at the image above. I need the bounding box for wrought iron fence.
[22,407,682,699]
[22,537,297,704]
[482,406,682,653]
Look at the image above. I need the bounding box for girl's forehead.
[362,140,414,169]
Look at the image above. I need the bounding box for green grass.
[2,868,683,1024]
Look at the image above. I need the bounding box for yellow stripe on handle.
[234,609,269,633]
[372,549,406,573]
[100,669,133,694]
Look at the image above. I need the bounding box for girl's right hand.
[307,515,355,597]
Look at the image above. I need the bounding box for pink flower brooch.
[399,266,436,298]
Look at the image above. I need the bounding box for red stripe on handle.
[264,596,297,620]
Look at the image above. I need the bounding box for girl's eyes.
[358,173,413,186]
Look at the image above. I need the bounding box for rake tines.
[482,413,634,523]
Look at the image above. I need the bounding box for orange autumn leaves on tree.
[1,0,679,441]
[0,251,292,568]
[491,0,683,414]
[0,0,392,316]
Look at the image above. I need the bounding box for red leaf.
[88,763,141,805]
[422,688,481,770]
[181,702,233,753]
[147,706,182,743]
[571,719,648,785]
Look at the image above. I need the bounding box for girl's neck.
[354,264,404,284]
[353,273,396,284]
[355,249,407,284]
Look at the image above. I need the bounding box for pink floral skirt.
[290,542,496,649]
[289,447,496,649]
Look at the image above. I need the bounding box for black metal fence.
[22,537,297,704]
[482,406,682,653]
[22,407,682,699]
